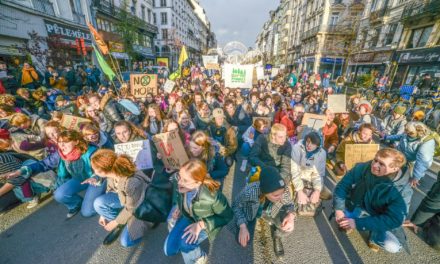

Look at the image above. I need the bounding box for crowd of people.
[1,61,440,263]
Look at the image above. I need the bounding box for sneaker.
[368,241,380,253]
[271,225,285,259]
[26,195,40,209]
[66,207,81,219]
[240,159,248,172]
[194,254,208,264]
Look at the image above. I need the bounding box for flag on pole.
[93,44,115,81]
[169,46,188,80]
[87,22,109,55]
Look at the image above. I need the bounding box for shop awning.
[111,52,129,59]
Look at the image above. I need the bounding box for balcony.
[301,25,321,40]
[31,0,55,16]
[97,0,118,17]
[402,0,440,22]
[369,8,388,24]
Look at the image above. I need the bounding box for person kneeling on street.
[333,148,412,253]
[232,166,295,259]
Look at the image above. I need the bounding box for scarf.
[21,68,39,85]
[58,147,82,162]
[303,140,321,159]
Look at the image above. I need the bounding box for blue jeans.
[53,178,106,217]
[164,216,208,264]
[345,207,402,253]
[93,192,142,247]
[240,142,252,158]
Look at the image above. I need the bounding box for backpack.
[421,132,440,157]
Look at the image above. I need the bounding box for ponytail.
[91,149,136,177]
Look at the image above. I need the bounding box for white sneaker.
[195,254,208,264]
[240,160,248,172]
[26,195,40,209]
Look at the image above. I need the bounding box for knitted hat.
[393,105,407,115]
[55,95,65,102]
[212,108,224,118]
[413,110,425,121]
[259,166,285,194]
[0,128,10,140]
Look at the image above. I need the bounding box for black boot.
[271,226,285,259]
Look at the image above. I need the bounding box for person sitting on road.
[322,108,339,158]
[334,123,376,177]
[232,166,295,259]
[240,118,269,172]
[291,131,326,216]
[248,123,292,182]
[386,122,436,188]
[164,159,233,264]
[86,149,153,247]
[380,105,407,141]
[333,148,412,253]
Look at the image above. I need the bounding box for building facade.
[0,0,94,72]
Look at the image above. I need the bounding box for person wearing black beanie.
[232,166,296,259]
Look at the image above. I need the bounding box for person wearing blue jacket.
[333,148,413,253]
[386,122,436,188]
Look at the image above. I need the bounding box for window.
[384,23,397,45]
[330,13,339,25]
[153,13,157,24]
[141,5,146,21]
[370,27,381,47]
[161,12,168,25]
[152,0,155,7]
[161,0,166,7]
[407,26,433,48]
[147,9,151,23]
[162,29,168,40]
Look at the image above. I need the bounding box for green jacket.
[174,183,233,241]
[333,162,412,233]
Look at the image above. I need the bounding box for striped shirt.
[0,153,22,174]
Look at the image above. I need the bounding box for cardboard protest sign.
[253,116,272,127]
[114,140,154,170]
[203,55,220,70]
[299,113,326,139]
[345,144,379,170]
[256,66,265,80]
[327,94,347,113]
[223,64,254,89]
[271,68,280,78]
[153,130,189,170]
[60,114,91,131]
[164,80,176,93]
[130,74,158,98]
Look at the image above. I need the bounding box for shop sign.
[44,20,91,44]
[109,42,125,53]
[373,51,393,63]
[351,52,374,63]
[397,47,440,64]
[321,57,343,64]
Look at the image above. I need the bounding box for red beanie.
[0,128,10,140]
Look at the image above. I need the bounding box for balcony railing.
[31,0,55,16]
[369,8,388,22]
[402,0,440,21]
[301,25,321,40]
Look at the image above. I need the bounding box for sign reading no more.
[130,74,158,98]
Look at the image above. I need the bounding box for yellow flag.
[178,46,188,66]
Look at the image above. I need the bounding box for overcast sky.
[199,0,279,48]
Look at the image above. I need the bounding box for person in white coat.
[291,131,326,216]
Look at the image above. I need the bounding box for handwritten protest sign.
[223,64,254,89]
[271,68,280,78]
[60,114,91,131]
[253,116,272,127]
[130,74,158,98]
[345,144,379,170]
[203,56,219,70]
[153,130,189,170]
[256,66,265,80]
[164,80,175,93]
[114,140,154,170]
[328,94,347,113]
[299,113,326,139]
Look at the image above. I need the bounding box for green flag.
[92,44,115,81]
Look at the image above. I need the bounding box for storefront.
[303,57,315,73]
[392,47,440,89]
[44,20,93,67]
[347,51,393,82]
[319,57,344,77]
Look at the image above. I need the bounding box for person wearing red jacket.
[280,104,305,140]
[322,108,339,157]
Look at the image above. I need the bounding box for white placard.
[164,80,175,93]
[223,64,254,89]
[256,66,265,80]
[271,68,280,78]
[202,55,218,66]
[114,140,153,170]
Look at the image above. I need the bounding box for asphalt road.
[1,157,440,264]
